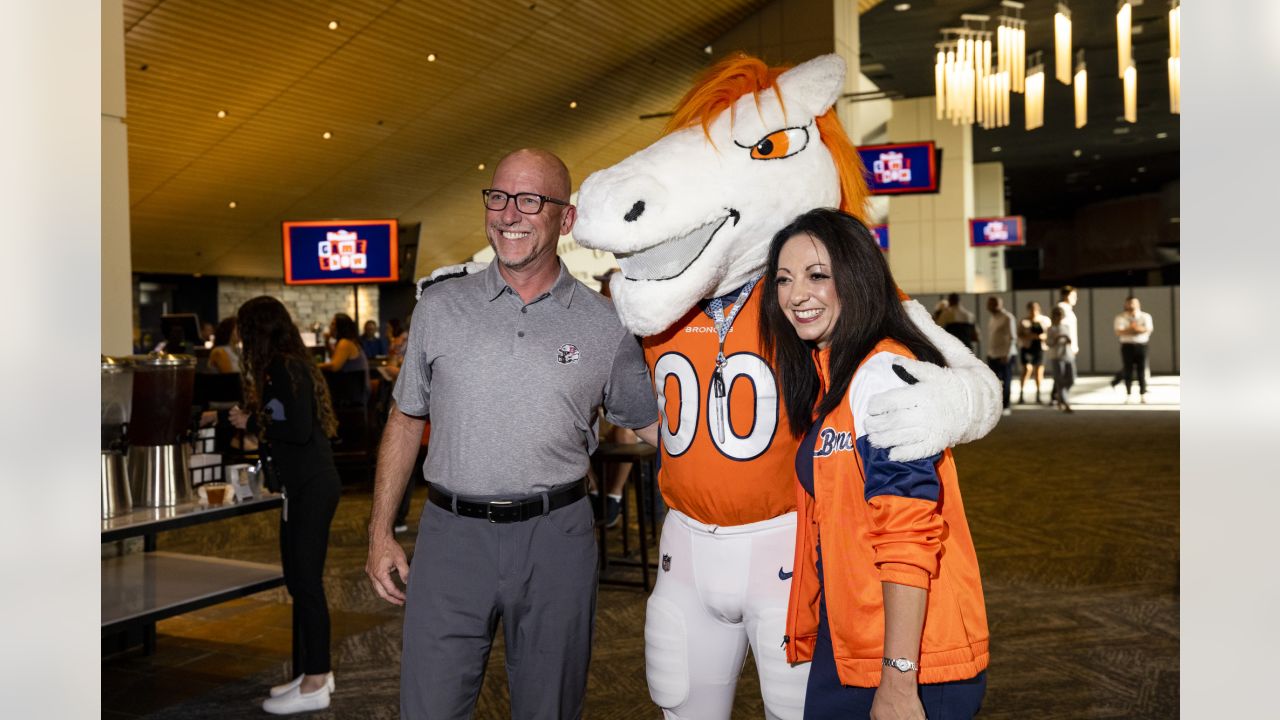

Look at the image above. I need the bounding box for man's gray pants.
[401,491,598,719]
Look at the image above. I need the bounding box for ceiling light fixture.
[704,45,713,55]
[1073,49,1088,128]
[1116,2,1132,78]
[997,1,1026,93]
[328,20,339,30]
[1055,3,1072,85]
[991,146,1003,152]
[1025,52,1045,130]
[427,53,436,62]
[935,17,1008,129]
[216,109,227,118]
[1073,149,1083,157]
[322,131,332,140]
[894,3,911,10]
[1123,60,1138,123]
[569,101,578,109]
[228,201,237,209]
[477,163,486,171]
[1168,0,1181,114]
[1156,131,1168,139]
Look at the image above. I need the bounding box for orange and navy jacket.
[784,339,990,687]
[643,282,800,527]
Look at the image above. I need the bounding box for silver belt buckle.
[487,500,514,523]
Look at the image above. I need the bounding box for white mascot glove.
[415,261,489,299]
[863,299,1003,461]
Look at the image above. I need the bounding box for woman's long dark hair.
[331,313,359,342]
[759,208,948,437]
[237,296,338,438]
[213,317,236,346]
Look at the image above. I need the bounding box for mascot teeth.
[615,210,738,282]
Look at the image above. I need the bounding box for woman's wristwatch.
[883,657,919,673]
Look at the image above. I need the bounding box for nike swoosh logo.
[778,567,793,581]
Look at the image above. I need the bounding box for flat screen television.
[857,141,941,195]
[282,219,399,285]
[970,216,1026,247]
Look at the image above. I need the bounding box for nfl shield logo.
[661,554,671,572]
[557,344,580,364]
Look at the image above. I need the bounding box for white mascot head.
[574,53,870,336]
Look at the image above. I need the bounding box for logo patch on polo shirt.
[557,344,580,364]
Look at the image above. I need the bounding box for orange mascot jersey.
[643,282,799,527]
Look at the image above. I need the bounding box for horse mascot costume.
[571,53,1000,719]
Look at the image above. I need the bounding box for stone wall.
[217,278,380,335]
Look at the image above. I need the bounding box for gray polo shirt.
[394,260,658,497]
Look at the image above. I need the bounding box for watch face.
[892,658,914,672]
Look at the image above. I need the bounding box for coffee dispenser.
[128,351,198,507]
[101,355,134,519]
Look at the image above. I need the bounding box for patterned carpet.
[102,399,1178,718]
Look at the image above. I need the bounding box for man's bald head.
[494,148,571,200]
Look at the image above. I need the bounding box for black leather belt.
[427,481,586,523]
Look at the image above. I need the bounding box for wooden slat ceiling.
[122,0,780,277]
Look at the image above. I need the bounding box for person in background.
[1047,305,1076,413]
[386,317,408,363]
[201,320,217,348]
[935,292,977,354]
[587,267,640,528]
[364,148,659,718]
[319,313,369,375]
[230,296,341,714]
[1016,301,1050,404]
[985,296,1018,417]
[1049,286,1080,409]
[207,317,241,373]
[361,319,387,359]
[1111,296,1154,403]
[760,208,989,719]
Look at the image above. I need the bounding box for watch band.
[883,657,919,673]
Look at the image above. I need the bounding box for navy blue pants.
[803,550,986,719]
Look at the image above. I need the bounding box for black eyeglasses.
[481,189,569,215]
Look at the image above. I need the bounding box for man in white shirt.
[1110,295,1154,402]
[1052,286,1079,406]
[985,296,1019,416]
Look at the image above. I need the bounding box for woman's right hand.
[228,405,250,430]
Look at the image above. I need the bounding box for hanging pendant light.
[1116,1,1132,78]
[1123,60,1138,123]
[1026,53,1045,130]
[1055,3,1073,85]
[1074,50,1088,128]
[997,2,1026,93]
[1169,0,1181,114]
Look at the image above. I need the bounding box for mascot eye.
[748,127,809,160]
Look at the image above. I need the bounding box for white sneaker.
[270,672,334,698]
[1001,408,1013,417]
[263,684,331,715]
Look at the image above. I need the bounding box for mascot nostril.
[624,200,646,222]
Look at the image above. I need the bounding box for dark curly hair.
[236,296,338,438]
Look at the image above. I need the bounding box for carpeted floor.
[102,384,1179,719]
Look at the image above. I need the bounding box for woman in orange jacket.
[759,209,990,719]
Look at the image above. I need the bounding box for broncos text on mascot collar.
[574,53,869,337]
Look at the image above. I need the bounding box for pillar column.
[972,161,1007,292]
[102,0,133,355]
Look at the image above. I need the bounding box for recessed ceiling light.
[991,146,1002,153]
[1138,166,1147,173]
[1156,131,1168,139]
[322,131,332,140]
[216,109,227,118]
[704,45,713,55]
[427,53,437,62]
[894,3,911,10]
[328,20,339,30]
[477,163,486,171]
[228,201,237,209]
[1072,149,1082,158]
[569,101,578,109]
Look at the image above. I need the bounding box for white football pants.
[645,509,808,720]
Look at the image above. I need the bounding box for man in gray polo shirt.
[366,148,659,719]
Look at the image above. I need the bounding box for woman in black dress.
[230,296,341,715]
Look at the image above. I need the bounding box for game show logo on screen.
[872,224,889,252]
[856,141,940,195]
[282,219,399,285]
[969,216,1026,247]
